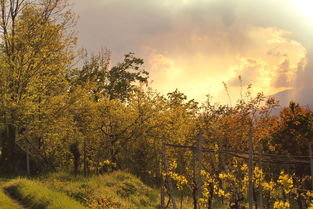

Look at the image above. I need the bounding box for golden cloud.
[145,27,305,103]
[73,0,311,104]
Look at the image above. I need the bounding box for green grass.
[1,171,220,209]
[0,189,21,209]
[0,178,22,209]
[38,171,228,209]
[4,178,87,209]
[40,171,159,209]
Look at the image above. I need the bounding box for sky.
[71,0,313,104]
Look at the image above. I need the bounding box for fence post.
[162,136,178,209]
[258,146,263,209]
[248,125,254,209]
[309,143,313,189]
[161,175,165,208]
[192,149,198,209]
[161,138,165,209]
[197,133,203,200]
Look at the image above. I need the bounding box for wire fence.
[160,134,313,209]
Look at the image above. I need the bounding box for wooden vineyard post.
[192,149,198,209]
[248,125,254,209]
[309,143,313,189]
[197,133,203,200]
[162,136,178,209]
[258,146,263,209]
[161,175,165,209]
[161,137,165,209]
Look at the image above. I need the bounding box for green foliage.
[71,50,149,102]
[107,53,149,101]
[4,178,86,209]
[271,102,313,155]
[0,0,77,172]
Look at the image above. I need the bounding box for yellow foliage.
[273,200,290,209]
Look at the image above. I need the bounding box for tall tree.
[0,0,77,172]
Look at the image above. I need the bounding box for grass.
[0,171,218,209]
[40,171,159,209]
[0,189,21,209]
[39,171,226,209]
[0,178,22,209]
[4,178,87,209]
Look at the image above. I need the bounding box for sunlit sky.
[71,0,313,104]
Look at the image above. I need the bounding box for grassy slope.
[0,189,21,209]
[4,178,87,209]
[0,178,22,209]
[40,171,224,209]
[40,171,159,209]
[1,171,215,209]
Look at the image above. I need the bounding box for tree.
[269,102,313,208]
[69,48,110,102]
[0,0,77,172]
[271,102,313,157]
[71,50,149,102]
[67,49,150,174]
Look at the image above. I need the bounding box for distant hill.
[270,88,313,108]
[269,88,313,115]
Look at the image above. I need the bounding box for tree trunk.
[70,143,81,174]
[83,137,87,176]
[26,141,30,175]
[1,124,17,173]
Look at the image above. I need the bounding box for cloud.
[272,58,294,88]
[296,49,313,89]
[71,0,312,103]
[147,53,225,102]
[228,58,267,87]
[272,57,306,88]
[225,27,305,96]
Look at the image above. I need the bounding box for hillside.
[0,171,160,209]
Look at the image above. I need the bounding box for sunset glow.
[73,0,313,104]
[291,0,313,21]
